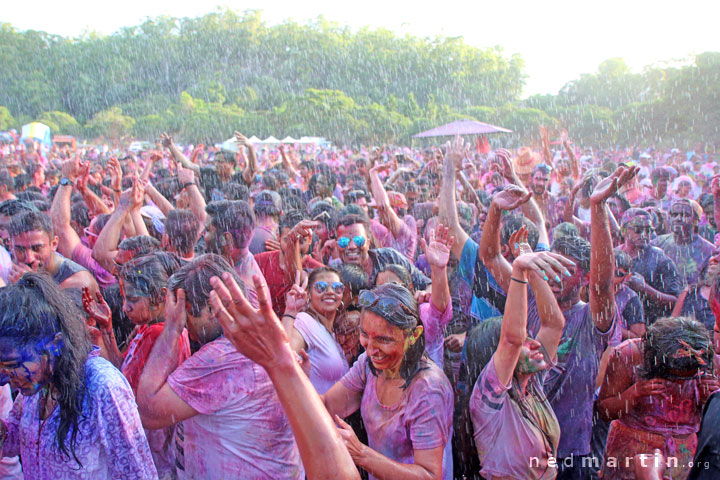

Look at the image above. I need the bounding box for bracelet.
[181,182,195,190]
[282,314,296,320]
[511,277,528,284]
[112,188,121,193]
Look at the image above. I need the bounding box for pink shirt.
[341,353,453,480]
[419,301,452,369]
[168,337,303,480]
[71,243,116,290]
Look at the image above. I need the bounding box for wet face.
[120,278,161,325]
[215,160,234,180]
[186,304,223,344]
[204,219,223,255]
[518,172,531,188]
[337,223,370,265]
[531,170,550,196]
[280,226,312,255]
[334,310,361,357]
[625,219,653,250]
[359,311,410,373]
[548,252,585,304]
[677,181,692,198]
[515,337,549,374]
[376,270,403,287]
[353,197,369,215]
[608,198,623,220]
[309,272,344,315]
[11,230,58,272]
[670,203,695,236]
[556,159,570,177]
[0,337,57,396]
[655,178,668,197]
[86,217,100,249]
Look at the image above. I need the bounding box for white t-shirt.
[0,246,11,284]
[294,312,349,394]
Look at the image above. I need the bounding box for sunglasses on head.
[337,235,366,249]
[358,289,415,318]
[313,281,345,295]
[84,227,98,238]
[615,269,629,278]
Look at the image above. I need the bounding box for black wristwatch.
[60,177,73,186]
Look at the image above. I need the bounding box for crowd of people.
[0,128,718,480]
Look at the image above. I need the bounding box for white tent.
[247,136,261,143]
[280,136,298,143]
[262,136,281,144]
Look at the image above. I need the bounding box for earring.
[339,301,345,311]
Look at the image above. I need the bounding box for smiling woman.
[0,273,157,479]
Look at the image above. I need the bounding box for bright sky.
[5,0,719,97]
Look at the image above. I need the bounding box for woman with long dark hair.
[322,282,453,479]
[468,249,570,480]
[598,316,720,480]
[0,273,156,478]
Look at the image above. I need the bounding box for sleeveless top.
[52,252,87,284]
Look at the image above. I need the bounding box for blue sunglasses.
[337,236,366,249]
[313,281,345,295]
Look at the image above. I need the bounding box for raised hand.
[334,415,367,463]
[513,251,576,283]
[285,271,309,317]
[108,157,123,193]
[265,238,281,251]
[590,165,640,205]
[159,132,173,148]
[164,287,187,334]
[509,225,533,259]
[75,162,90,193]
[444,135,469,171]
[234,131,251,148]
[209,273,291,370]
[82,287,112,332]
[492,148,515,181]
[118,177,145,210]
[61,154,84,181]
[420,224,455,269]
[492,184,532,211]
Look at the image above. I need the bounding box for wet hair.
[165,209,200,256]
[578,169,599,199]
[120,252,182,306]
[609,194,631,214]
[279,210,308,232]
[213,149,235,164]
[0,200,35,218]
[500,215,539,251]
[642,317,713,379]
[378,264,413,291]
[101,283,133,350]
[205,200,255,249]
[70,201,90,229]
[254,190,282,219]
[337,213,371,234]
[31,199,51,212]
[168,253,243,317]
[551,235,591,273]
[221,182,249,202]
[552,222,579,240]
[0,169,14,192]
[339,264,370,298]
[118,235,160,256]
[361,283,425,389]
[279,193,307,214]
[92,214,111,234]
[0,273,92,465]
[614,248,632,273]
[8,210,53,238]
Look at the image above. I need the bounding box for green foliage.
[0,14,718,147]
[0,106,16,130]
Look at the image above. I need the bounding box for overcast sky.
[5,0,719,97]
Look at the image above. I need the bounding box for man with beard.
[618,209,682,325]
[652,198,714,286]
[204,199,270,309]
[529,164,561,233]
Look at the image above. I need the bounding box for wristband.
[511,277,528,284]
[282,314,296,320]
[113,188,121,193]
[181,182,195,190]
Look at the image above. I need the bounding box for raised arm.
[478,185,532,293]
[369,164,404,237]
[50,157,84,258]
[589,166,640,332]
[421,225,454,313]
[540,126,553,167]
[563,140,580,181]
[161,133,199,174]
[279,144,299,179]
[438,137,470,260]
[236,132,258,186]
[76,163,111,216]
[177,167,207,226]
[209,273,360,480]
[92,179,144,275]
[712,176,720,236]
[143,181,174,216]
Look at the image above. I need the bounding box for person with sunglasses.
[598,316,720,479]
[322,282,453,480]
[613,249,646,340]
[619,208,683,325]
[289,267,349,394]
[335,213,430,292]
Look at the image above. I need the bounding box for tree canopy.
[0,10,717,147]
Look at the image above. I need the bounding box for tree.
[84,107,135,142]
[0,106,15,130]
